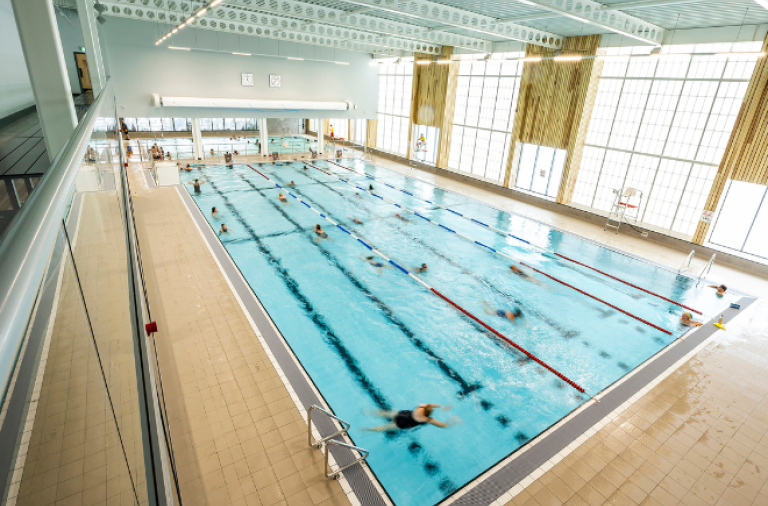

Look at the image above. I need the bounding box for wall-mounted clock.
[241,73,254,86]
[269,74,281,88]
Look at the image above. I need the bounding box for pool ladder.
[307,405,370,479]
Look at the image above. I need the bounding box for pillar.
[191,118,203,160]
[260,118,268,156]
[75,0,106,94]
[11,0,78,160]
[316,118,324,154]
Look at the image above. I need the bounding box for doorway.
[75,53,92,92]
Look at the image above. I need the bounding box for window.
[135,118,151,132]
[329,119,348,140]
[199,118,212,131]
[174,118,190,131]
[376,61,412,156]
[352,119,367,145]
[224,118,236,131]
[308,119,317,132]
[412,125,439,165]
[212,118,224,131]
[709,181,768,261]
[515,144,567,199]
[570,41,761,237]
[448,52,524,183]
[149,118,163,131]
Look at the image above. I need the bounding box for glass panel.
[548,149,568,198]
[136,118,150,132]
[531,146,555,195]
[199,118,212,131]
[743,193,768,258]
[12,179,30,206]
[212,118,224,130]
[710,181,766,251]
[516,143,537,190]
[149,117,163,131]
[224,118,236,130]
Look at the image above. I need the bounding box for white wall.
[55,7,87,95]
[0,0,34,120]
[101,17,378,119]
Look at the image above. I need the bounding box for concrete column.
[11,0,77,160]
[316,118,323,154]
[75,0,106,94]
[191,118,203,160]
[260,118,268,157]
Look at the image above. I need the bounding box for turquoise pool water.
[184,160,731,506]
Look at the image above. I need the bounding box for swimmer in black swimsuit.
[362,255,391,275]
[219,224,231,235]
[483,301,523,322]
[313,224,331,242]
[369,184,374,191]
[363,404,456,432]
[187,178,206,194]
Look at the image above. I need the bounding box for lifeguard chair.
[605,187,643,234]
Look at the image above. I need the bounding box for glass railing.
[0,82,180,505]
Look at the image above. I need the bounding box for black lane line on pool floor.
[178,185,388,506]
[319,161,686,327]
[285,164,654,379]
[206,180,461,496]
[447,297,757,506]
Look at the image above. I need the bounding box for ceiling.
[77,0,768,56]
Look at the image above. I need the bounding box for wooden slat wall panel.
[409,47,456,162]
[693,34,768,244]
[503,35,601,192]
[437,59,460,168]
[366,119,378,148]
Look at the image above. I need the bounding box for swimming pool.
[184,160,732,506]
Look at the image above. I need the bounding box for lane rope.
[323,159,701,315]
[247,164,586,393]
[520,262,672,335]
[301,161,672,335]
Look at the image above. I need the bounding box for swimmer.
[483,301,523,322]
[289,181,296,187]
[210,149,215,155]
[355,193,362,198]
[414,263,428,274]
[510,264,540,283]
[363,404,457,432]
[352,217,363,225]
[187,178,206,194]
[211,206,219,218]
[278,192,289,204]
[680,312,703,327]
[313,224,330,241]
[708,284,727,298]
[184,164,193,172]
[369,184,375,191]
[395,213,410,222]
[219,224,231,234]
[362,255,391,275]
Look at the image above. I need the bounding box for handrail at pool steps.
[307,405,369,479]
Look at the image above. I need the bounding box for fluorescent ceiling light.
[554,55,582,62]
[287,57,304,60]
[335,61,350,65]
[416,60,431,65]
[210,0,223,6]
[169,46,191,51]
[233,52,251,56]
[171,28,178,33]
[197,7,207,16]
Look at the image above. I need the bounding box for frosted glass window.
[199,118,212,131]
[515,144,567,199]
[224,118,236,131]
[234,118,246,131]
[572,42,756,237]
[377,63,412,156]
[710,181,765,253]
[136,118,151,132]
[212,118,224,131]
[449,54,523,183]
[161,118,174,131]
[743,196,768,258]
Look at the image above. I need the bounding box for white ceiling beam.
[225,0,492,52]
[511,0,665,45]
[320,0,565,48]
[99,2,408,56]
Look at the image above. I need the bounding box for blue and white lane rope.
[246,164,586,393]
[301,161,673,335]
[322,160,702,316]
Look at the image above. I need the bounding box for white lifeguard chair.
[605,187,643,234]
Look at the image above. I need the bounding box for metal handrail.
[323,439,369,479]
[699,253,716,280]
[678,250,695,272]
[307,405,350,448]
[0,81,113,399]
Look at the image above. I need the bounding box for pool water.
[184,160,732,506]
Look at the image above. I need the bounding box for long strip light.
[156,1,217,45]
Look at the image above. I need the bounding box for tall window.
[412,125,439,165]
[571,42,761,237]
[448,52,524,183]
[329,119,348,140]
[709,181,768,261]
[377,62,412,156]
[352,119,367,145]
